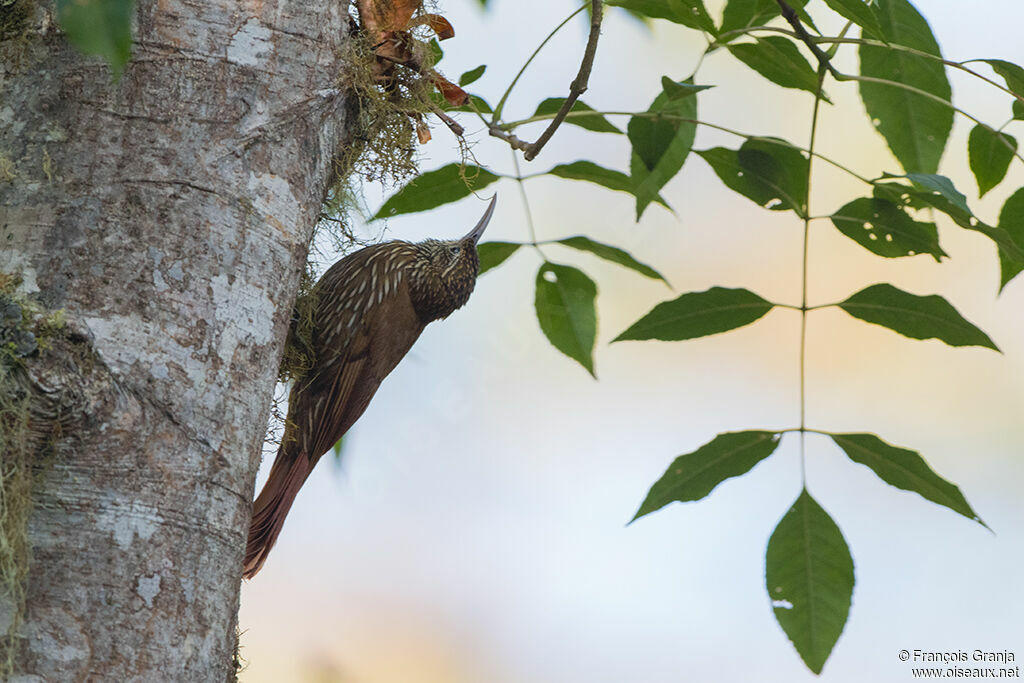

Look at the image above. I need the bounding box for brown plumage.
[244,196,497,579]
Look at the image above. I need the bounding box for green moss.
[276,265,319,385]
[0,381,30,678]
[0,271,67,678]
[0,156,14,183]
[0,0,33,42]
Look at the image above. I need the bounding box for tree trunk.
[0,1,355,678]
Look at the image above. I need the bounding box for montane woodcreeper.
[244,195,496,578]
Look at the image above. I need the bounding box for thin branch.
[774,0,841,80]
[490,4,587,124]
[489,0,604,162]
[524,0,603,160]
[424,100,465,138]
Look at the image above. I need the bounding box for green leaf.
[435,92,493,114]
[628,77,699,219]
[831,433,986,527]
[555,236,668,284]
[830,197,945,260]
[720,0,809,35]
[838,283,999,350]
[614,287,773,342]
[532,98,622,134]
[458,64,486,86]
[968,125,1017,198]
[728,37,828,99]
[477,242,522,275]
[858,0,952,173]
[874,178,1024,266]
[375,165,499,219]
[546,161,671,210]
[426,38,444,65]
[606,0,717,34]
[903,173,971,215]
[821,0,884,41]
[56,0,134,77]
[766,490,854,675]
[445,94,493,114]
[696,138,808,216]
[535,264,598,376]
[632,431,780,521]
[331,436,346,466]
[997,188,1024,291]
[980,59,1024,120]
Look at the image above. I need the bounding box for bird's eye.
[449,245,461,257]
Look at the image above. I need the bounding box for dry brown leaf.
[356,0,422,35]
[429,72,469,106]
[409,14,455,40]
[415,119,432,143]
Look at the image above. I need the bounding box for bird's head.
[411,195,496,321]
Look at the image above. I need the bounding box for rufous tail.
[243,448,312,579]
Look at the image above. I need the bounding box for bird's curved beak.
[463,194,497,245]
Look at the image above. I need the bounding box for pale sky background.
[239,2,1024,681]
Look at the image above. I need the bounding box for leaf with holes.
[535,264,598,376]
[822,0,884,40]
[458,64,486,86]
[858,0,952,173]
[375,164,499,219]
[606,0,717,34]
[546,161,671,209]
[981,59,1024,119]
[830,197,944,260]
[728,37,828,99]
[632,431,780,521]
[556,236,668,284]
[56,0,134,77]
[614,287,773,342]
[838,284,998,350]
[968,125,1017,198]
[766,490,854,675]
[532,98,622,134]
[478,242,522,275]
[628,77,700,219]
[998,188,1024,291]
[831,433,987,528]
[903,173,971,215]
[874,177,1024,266]
[697,138,808,216]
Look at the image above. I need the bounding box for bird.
[243,195,496,579]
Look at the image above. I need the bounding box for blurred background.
[239,1,1024,681]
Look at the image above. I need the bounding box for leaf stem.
[799,66,827,486]
[779,427,836,437]
[837,73,1024,165]
[499,110,874,185]
[774,302,833,312]
[511,151,548,260]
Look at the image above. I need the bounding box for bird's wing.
[295,263,424,464]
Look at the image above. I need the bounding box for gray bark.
[0,1,355,679]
